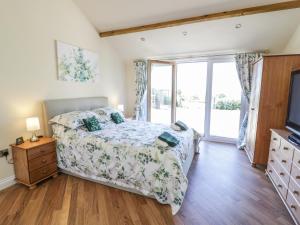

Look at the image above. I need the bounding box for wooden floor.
[0,141,295,225]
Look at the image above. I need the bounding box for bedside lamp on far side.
[117,104,124,112]
[26,117,40,142]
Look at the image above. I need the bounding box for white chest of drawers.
[267,129,300,225]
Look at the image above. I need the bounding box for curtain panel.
[235,53,262,149]
[133,60,148,121]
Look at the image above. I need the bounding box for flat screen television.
[286,69,300,145]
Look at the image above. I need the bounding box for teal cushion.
[158,132,179,147]
[111,112,124,124]
[82,116,101,132]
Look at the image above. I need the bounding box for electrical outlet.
[0,149,9,158]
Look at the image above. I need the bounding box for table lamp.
[26,117,40,142]
[117,104,124,112]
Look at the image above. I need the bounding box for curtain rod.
[150,50,269,61]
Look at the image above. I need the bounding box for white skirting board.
[0,176,16,191]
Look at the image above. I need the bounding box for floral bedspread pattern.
[53,120,195,214]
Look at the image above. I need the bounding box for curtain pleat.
[235,53,262,149]
[133,60,148,121]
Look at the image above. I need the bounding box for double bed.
[43,97,198,214]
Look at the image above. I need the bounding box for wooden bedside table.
[11,137,58,189]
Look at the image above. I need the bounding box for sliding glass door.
[148,61,175,124]
[148,58,242,143]
[176,62,207,134]
[208,61,242,141]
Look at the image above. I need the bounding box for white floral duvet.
[53,120,195,214]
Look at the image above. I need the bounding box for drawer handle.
[283,147,289,150]
[269,170,272,173]
[279,172,284,176]
[293,191,299,196]
[270,159,274,163]
[42,159,47,163]
[296,176,300,179]
[291,205,297,210]
[273,138,278,141]
[298,160,300,164]
[281,160,287,163]
[278,184,282,188]
[271,148,276,152]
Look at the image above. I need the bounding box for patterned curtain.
[133,60,148,121]
[235,53,262,149]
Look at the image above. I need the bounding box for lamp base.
[30,133,39,142]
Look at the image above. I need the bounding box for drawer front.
[27,143,55,160]
[28,152,57,171]
[291,163,300,186]
[272,157,290,187]
[30,162,57,183]
[267,164,288,199]
[270,132,281,151]
[289,177,300,204]
[293,149,300,168]
[268,153,276,169]
[287,191,300,223]
[278,152,293,174]
[279,140,294,164]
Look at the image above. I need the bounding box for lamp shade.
[117,104,124,112]
[26,117,40,131]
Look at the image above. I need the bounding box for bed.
[43,97,198,214]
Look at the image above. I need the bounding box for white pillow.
[92,106,125,121]
[49,111,101,129]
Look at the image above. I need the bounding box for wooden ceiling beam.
[99,1,300,37]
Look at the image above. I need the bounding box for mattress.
[52,119,196,214]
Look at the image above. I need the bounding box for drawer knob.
[281,160,287,163]
[278,184,282,188]
[291,205,297,210]
[42,159,47,163]
[296,176,300,179]
[298,160,300,164]
[293,191,299,196]
[273,138,278,141]
[279,172,284,176]
[270,159,274,163]
[269,170,272,173]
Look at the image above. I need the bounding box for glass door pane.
[150,63,173,124]
[210,62,241,139]
[176,62,207,135]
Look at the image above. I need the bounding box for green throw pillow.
[111,112,124,124]
[83,116,101,132]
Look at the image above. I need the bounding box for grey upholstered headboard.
[42,96,108,136]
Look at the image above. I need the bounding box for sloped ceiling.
[74,0,290,31]
[73,0,300,59]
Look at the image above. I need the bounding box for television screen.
[286,70,300,136]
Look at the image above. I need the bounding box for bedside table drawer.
[30,162,57,183]
[28,152,57,171]
[27,143,56,160]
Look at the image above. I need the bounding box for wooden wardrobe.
[245,55,300,167]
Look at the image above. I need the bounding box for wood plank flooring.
[0,141,295,225]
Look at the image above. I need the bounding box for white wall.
[0,0,126,179]
[283,24,300,53]
[125,61,137,117]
